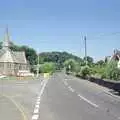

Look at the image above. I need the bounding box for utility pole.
[37,49,39,78]
[84,36,87,66]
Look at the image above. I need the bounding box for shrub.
[105,61,120,81]
[80,66,91,79]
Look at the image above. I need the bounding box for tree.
[64,59,78,73]
[40,62,56,73]
[96,60,105,66]
[84,56,93,65]
[39,51,83,70]
[0,42,2,49]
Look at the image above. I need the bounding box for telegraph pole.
[84,36,87,66]
[37,49,39,78]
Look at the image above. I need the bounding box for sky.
[0,0,120,61]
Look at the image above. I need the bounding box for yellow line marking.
[0,93,28,120]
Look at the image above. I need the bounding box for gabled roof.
[12,51,27,64]
[0,49,18,63]
[0,49,27,64]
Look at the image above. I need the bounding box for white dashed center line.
[64,81,68,86]
[78,94,99,108]
[64,80,99,108]
[68,86,75,92]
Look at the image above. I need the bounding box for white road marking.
[35,104,40,108]
[32,79,48,120]
[39,80,48,97]
[37,97,40,102]
[40,80,44,86]
[32,114,39,120]
[34,108,39,114]
[36,101,40,105]
[68,86,75,92]
[16,81,28,84]
[78,94,99,108]
[70,88,75,92]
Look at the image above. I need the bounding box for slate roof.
[12,51,27,64]
[0,49,27,64]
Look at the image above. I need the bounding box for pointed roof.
[0,27,28,64]
[2,27,11,48]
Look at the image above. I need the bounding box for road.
[0,77,44,120]
[0,73,120,120]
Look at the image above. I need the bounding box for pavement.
[0,73,120,120]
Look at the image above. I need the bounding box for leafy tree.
[40,62,56,73]
[96,60,105,66]
[64,59,78,73]
[39,51,83,70]
[84,56,93,63]
[0,42,2,49]
[83,56,94,67]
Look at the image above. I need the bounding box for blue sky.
[0,0,120,60]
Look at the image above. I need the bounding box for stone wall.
[0,62,30,76]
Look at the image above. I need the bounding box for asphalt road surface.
[0,73,120,120]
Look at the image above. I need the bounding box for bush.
[105,61,120,81]
[91,65,106,78]
[80,66,91,79]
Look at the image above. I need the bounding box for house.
[110,49,120,68]
[0,27,30,76]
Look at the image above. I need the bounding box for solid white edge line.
[78,94,99,108]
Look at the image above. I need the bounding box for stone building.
[0,28,30,76]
